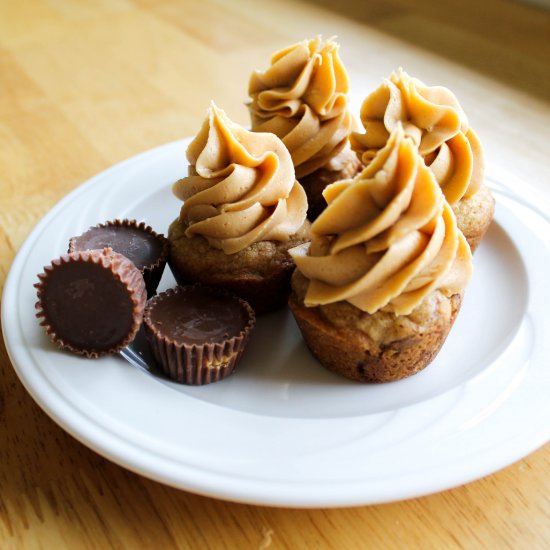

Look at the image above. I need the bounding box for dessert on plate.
[350,68,494,251]
[69,219,169,297]
[35,248,146,358]
[248,36,361,220]
[143,284,256,385]
[289,124,472,382]
[168,103,309,314]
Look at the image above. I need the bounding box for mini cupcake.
[35,248,146,358]
[248,36,361,220]
[168,103,309,314]
[69,219,169,297]
[350,68,494,251]
[143,285,256,385]
[289,125,472,382]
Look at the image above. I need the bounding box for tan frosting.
[290,125,472,315]
[172,104,307,255]
[350,68,484,203]
[248,36,355,178]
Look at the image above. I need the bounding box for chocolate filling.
[148,287,248,345]
[40,260,135,351]
[72,225,163,270]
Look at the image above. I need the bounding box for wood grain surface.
[1,0,549,548]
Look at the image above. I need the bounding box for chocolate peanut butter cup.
[35,248,147,358]
[69,219,168,297]
[143,285,256,385]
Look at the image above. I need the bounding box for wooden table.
[1,0,549,548]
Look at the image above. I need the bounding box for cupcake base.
[452,182,495,252]
[289,272,462,383]
[168,218,310,314]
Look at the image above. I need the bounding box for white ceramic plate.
[2,139,550,508]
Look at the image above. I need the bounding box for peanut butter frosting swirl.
[350,68,484,204]
[172,104,307,255]
[290,125,472,315]
[248,36,355,178]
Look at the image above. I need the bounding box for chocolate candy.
[35,248,146,357]
[143,285,255,385]
[69,220,168,297]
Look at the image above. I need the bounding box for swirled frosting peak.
[350,68,484,204]
[248,36,354,178]
[172,103,307,254]
[290,125,472,315]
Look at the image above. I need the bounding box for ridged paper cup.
[69,219,169,297]
[35,248,146,358]
[143,284,256,385]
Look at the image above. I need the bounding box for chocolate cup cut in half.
[143,285,256,385]
[35,248,147,358]
[69,219,169,297]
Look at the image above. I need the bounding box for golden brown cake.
[168,103,309,314]
[289,125,473,382]
[248,36,361,220]
[350,68,494,251]
[169,218,309,314]
[290,272,462,382]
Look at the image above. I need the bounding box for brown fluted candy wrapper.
[35,248,147,358]
[69,219,169,297]
[143,285,256,385]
